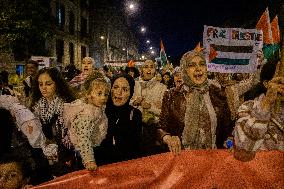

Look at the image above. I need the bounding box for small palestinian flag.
[160,40,167,67]
[256,8,273,44]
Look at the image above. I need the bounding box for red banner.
[32,150,284,189]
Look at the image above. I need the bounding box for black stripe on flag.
[211,45,253,53]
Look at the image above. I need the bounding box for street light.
[149,46,153,50]
[129,3,135,10]
[141,55,145,59]
[146,40,150,44]
[140,26,146,33]
[151,50,155,54]
[99,34,109,62]
[125,1,138,15]
[122,48,126,51]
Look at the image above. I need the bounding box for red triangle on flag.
[256,8,273,44]
[209,46,218,62]
[128,60,135,68]
[271,15,280,44]
[194,42,204,52]
[160,40,165,51]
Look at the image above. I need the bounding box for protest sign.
[203,26,263,73]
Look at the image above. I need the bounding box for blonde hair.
[82,57,95,64]
[83,71,110,96]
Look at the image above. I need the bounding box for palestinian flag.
[209,44,253,65]
[271,15,280,43]
[194,42,204,52]
[160,40,167,67]
[262,15,280,60]
[256,8,273,44]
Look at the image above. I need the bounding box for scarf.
[180,50,217,149]
[33,96,71,148]
[138,76,157,91]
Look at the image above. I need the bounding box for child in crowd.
[70,57,95,92]
[64,71,110,171]
[0,153,32,189]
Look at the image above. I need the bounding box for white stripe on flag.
[216,51,252,59]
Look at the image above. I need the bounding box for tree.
[0,0,53,60]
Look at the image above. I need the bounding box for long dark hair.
[30,67,77,108]
[244,58,279,101]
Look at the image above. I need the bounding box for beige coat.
[130,77,167,122]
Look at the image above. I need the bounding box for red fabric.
[32,150,284,189]
[127,60,135,68]
[256,8,273,44]
[271,16,280,44]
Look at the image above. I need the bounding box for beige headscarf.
[180,50,217,149]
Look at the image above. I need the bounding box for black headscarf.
[105,73,135,115]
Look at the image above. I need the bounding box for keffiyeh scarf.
[33,96,71,148]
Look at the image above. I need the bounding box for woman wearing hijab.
[130,59,167,156]
[100,74,142,164]
[158,49,234,154]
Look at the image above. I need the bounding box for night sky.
[117,0,281,63]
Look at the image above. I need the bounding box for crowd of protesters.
[0,46,283,188]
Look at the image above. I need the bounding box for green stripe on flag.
[211,58,250,65]
[160,50,167,66]
[263,44,280,60]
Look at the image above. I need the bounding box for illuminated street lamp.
[146,40,150,44]
[140,26,146,33]
[141,55,145,59]
[99,34,109,62]
[150,50,155,54]
[149,46,153,50]
[126,1,138,15]
[129,3,135,10]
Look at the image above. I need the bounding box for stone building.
[49,0,91,68]
[89,0,139,67]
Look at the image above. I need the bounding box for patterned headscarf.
[180,50,208,89]
[180,50,217,149]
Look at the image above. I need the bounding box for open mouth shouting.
[175,79,183,84]
[194,72,204,80]
[190,71,206,85]
[113,96,123,103]
[83,67,90,73]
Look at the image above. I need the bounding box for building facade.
[49,0,91,68]
[89,0,139,67]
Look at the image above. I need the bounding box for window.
[56,1,65,31]
[81,46,86,59]
[69,12,75,35]
[81,17,87,37]
[69,43,74,65]
[56,39,64,63]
